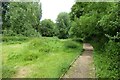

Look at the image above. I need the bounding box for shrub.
[93,40,119,78]
[72,38,83,43]
[104,40,119,78]
[64,40,79,49]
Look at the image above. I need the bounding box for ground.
[2,37,83,78]
[62,43,95,78]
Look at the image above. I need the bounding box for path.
[61,43,95,78]
[12,66,31,78]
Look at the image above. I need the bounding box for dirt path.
[12,66,31,78]
[61,43,95,78]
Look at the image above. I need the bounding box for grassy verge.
[2,37,83,78]
[91,41,119,78]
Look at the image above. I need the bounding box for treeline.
[2,2,71,39]
[2,2,42,37]
[2,2,120,40]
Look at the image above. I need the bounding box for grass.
[91,41,119,79]
[2,37,83,78]
[0,42,2,79]
[93,50,119,78]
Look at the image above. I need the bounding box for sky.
[40,0,75,22]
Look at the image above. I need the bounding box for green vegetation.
[1,1,119,79]
[2,2,42,37]
[56,12,71,39]
[91,40,119,78]
[69,2,119,78]
[2,37,82,78]
[39,19,56,37]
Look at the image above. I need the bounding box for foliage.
[64,40,80,49]
[70,2,120,78]
[98,3,120,37]
[39,19,55,37]
[2,2,9,27]
[91,32,120,78]
[69,2,118,41]
[2,37,83,78]
[69,2,88,20]
[69,20,79,38]
[93,40,119,78]
[2,2,42,37]
[56,12,71,39]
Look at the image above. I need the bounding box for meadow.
[2,37,83,78]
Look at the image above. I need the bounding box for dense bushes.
[91,32,120,78]
[93,40,120,78]
[64,40,79,49]
[105,41,119,75]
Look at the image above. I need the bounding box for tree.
[39,19,55,37]
[2,2,42,37]
[2,2,10,31]
[69,2,88,20]
[69,2,118,41]
[99,3,120,37]
[56,12,71,39]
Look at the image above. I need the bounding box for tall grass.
[2,37,83,78]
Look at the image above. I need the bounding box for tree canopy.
[2,2,42,37]
[39,19,55,37]
[69,2,120,41]
[56,12,71,39]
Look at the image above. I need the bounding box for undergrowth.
[91,40,119,79]
[2,37,83,78]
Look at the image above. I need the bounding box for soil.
[13,66,31,78]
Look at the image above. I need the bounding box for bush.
[72,38,83,43]
[64,40,79,49]
[93,40,119,78]
[104,40,119,78]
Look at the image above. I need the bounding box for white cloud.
[40,0,75,22]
